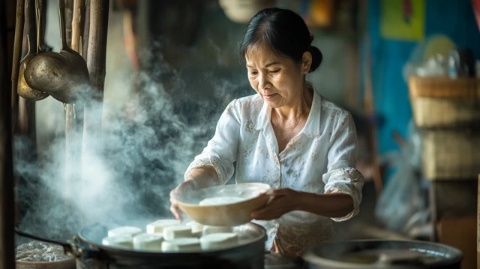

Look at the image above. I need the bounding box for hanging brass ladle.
[25,0,89,103]
[17,0,49,100]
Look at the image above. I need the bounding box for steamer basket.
[408,76,480,128]
[16,258,75,269]
[15,240,76,269]
[421,129,480,180]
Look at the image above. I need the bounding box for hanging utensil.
[37,0,52,53]
[53,0,86,103]
[71,0,84,52]
[11,0,26,121]
[25,0,90,103]
[17,0,49,100]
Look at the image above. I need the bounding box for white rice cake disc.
[200,233,239,250]
[163,225,194,240]
[161,238,200,252]
[202,225,233,235]
[132,233,163,251]
[186,221,203,237]
[146,219,181,234]
[102,235,133,249]
[107,226,142,237]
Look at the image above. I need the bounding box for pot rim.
[17,222,267,257]
[76,222,267,256]
[302,239,463,268]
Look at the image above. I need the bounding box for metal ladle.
[25,0,89,103]
[17,0,49,100]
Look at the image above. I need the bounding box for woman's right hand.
[169,166,220,219]
[170,180,193,220]
[169,187,182,220]
[169,180,200,220]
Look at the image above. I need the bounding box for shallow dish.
[175,183,271,226]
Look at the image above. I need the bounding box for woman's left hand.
[250,188,300,220]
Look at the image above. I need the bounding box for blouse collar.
[254,90,322,137]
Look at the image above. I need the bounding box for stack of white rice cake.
[101,219,241,252]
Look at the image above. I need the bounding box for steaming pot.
[302,239,462,269]
[17,222,266,269]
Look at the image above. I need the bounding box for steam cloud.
[15,44,250,240]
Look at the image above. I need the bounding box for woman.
[170,7,363,257]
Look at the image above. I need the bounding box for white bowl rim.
[176,182,271,206]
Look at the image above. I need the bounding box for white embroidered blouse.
[185,90,364,256]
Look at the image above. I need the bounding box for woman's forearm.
[184,166,220,187]
[294,191,354,218]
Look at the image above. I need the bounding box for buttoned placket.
[260,119,282,251]
[262,124,281,189]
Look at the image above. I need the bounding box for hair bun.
[308,46,323,72]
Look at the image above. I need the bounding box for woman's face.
[245,43,310,109]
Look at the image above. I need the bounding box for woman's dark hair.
[240,8,322,73]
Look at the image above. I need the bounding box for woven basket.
[408,76,480,128]
[421,129,480,180]
[409,76,479,98]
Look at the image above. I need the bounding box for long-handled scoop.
[17,0,49,100]
[37,0,52,53]
[25,0,89,103]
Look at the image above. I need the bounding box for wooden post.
[83,0,109,155]
[10,0,24,130]
[65,0,73,47]
[362,35,383,194]
[17,0,37,139]
[1,0,16,267]
[86,0,109,97]
[65,0,85,198]
[71,0,84,52]
[477,174,480,269]
[82,0,89,58]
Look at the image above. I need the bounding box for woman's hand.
[251,189,355,220]
[250,188,300,220]
[169,185,184,220]
[169,193,182,220]
[169,166,220,220]
[169,180,198,220]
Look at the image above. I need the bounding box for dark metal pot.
[17,222,266,269]
[303,239,462,269]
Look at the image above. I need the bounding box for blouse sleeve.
[322,111,364,222]
[184,99,241,183]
